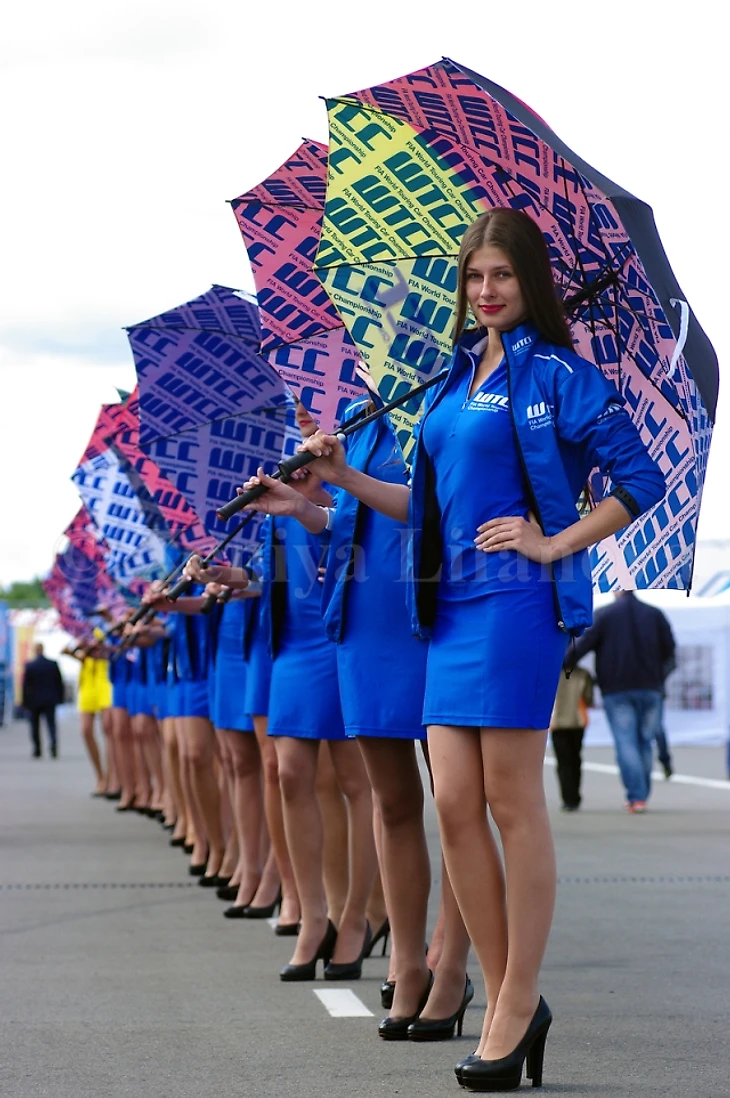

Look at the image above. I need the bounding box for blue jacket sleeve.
[553,357,667,519]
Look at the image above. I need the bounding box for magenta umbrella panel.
[230,140,366,431]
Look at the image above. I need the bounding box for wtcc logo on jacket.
[526,401,553,429]
[468,392,509,411]
[512,335,533,355]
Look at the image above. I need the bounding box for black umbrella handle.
[201,586,234,614]
[215,369,448,522]
[166,513,257,603]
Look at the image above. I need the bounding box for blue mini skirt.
[165,680,183,724]
[244,628,273,719]
[112,682,128,710]
[177,679,210,720]
[127,680,155,718]
[155,681,170,721]
[268,635,346,741]
[423,583,568,729]
[214,604,253,733]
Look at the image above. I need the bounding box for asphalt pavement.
[1,710,729,1098]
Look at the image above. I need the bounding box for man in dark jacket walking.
[569,593,676,813]
[22,643,65,758]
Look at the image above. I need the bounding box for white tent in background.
[583,589,730,747]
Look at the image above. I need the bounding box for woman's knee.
[335,768,372,804]
[432,778,484,842]
[377,784,424,830]
[230,747,260,781]
[277,750,314,802]
[183,744,212,770]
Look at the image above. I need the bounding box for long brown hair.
[452,209,573,350]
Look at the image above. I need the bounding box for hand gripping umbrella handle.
[125,558,186,625]
[165,513,256,603]
[214,369,448,523]
[127,603,152,627]
[215,449,319,522]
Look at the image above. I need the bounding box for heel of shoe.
[526,1029,548,1088]
[456,1006,466,1038]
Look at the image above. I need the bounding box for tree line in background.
[0,578,50,608]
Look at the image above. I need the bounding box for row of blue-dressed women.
[100,399,474,1045]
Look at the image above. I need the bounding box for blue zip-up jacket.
[408,323,667,637]
[321,394,410,643]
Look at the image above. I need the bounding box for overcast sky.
[0,0,726,585]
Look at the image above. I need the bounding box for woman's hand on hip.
[474,513,556,563]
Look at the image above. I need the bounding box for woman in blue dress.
[243,388,472,1038]
[184,555,301,929]
[204,584,282,909]
[125,643,165,818]
[267,496,378,979]
[294,209,667,1090]
[143,588,225,880]
[200,459,378,978]
[106,630,137,812]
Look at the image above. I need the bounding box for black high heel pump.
[364,917,390,958]
[459,996,552,1091]
[242,888,282,920]
[324,923,372,980]
[378,971,433,1041]
[408,975,474,1041]
[280,920,337,982]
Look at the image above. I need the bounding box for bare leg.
[429,725,507,1055]
[131,715,153,810]
[139,715,165,811]
[160,717,182,830]
[163,718,187,840]
[180,716,224,874]
[80,711,105,792]
[366,816,389,933]
[358,737,430,1015]
[221,729,265,903]
[371,800,397,984]
[419,740,472,1022]
[328,739,378,966]
[253,716,298,924]
[176,719,201,849]
[214,732,239,880]
[479,728,555,1060]
[316,743,349,926]
[275,737,326,965]
[112,707,135,808]
[429,724,553,1058]
[421,858,472,1022]
[101,708,118,794]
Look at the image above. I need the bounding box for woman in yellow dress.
[65,636,117,796]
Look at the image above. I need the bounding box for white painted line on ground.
[545,755,730,791]
[267,917,277,930]
[314,989,374,1018]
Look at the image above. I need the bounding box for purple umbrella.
[125,286,300,562]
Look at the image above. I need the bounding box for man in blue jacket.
[22,643,65,758]
[569,593,676,812]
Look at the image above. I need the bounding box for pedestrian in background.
[550,666,594,812]
[569,592,676,813]
[22,643,65,758]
